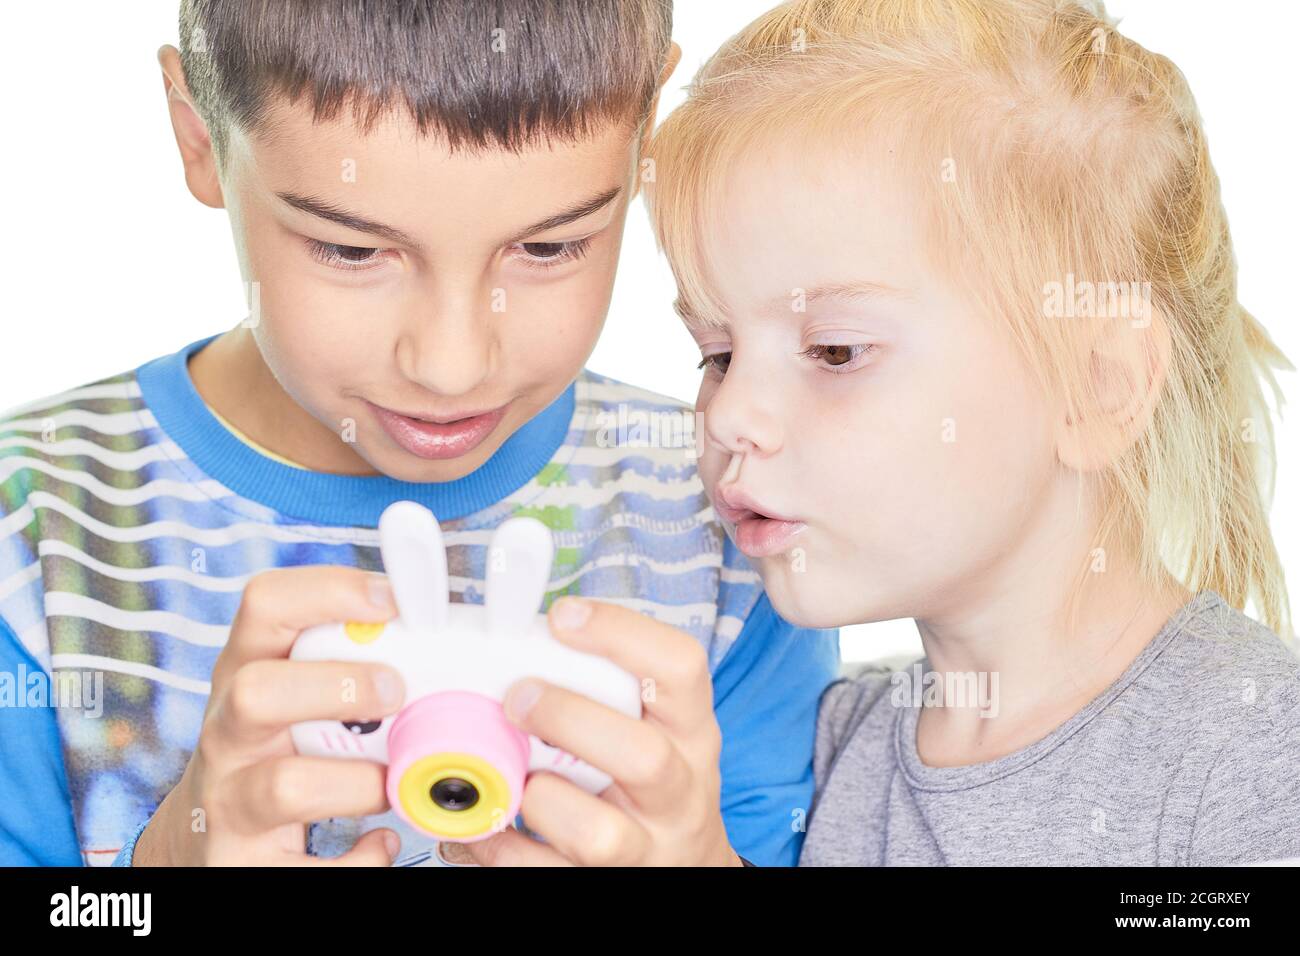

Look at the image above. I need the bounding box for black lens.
[431,777,479,812]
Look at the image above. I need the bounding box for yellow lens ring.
[397,752,514,839]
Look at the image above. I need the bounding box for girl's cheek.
[695,375,720,413]
[694,382,722,461]
[697,444,727,502]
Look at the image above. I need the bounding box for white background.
[1,2,1295,661]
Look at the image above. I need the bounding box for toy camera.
[289,500,642,842]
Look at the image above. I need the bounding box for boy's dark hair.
[178,0,674,167]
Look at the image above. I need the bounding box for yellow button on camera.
[343,621,386,644]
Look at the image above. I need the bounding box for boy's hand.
[132,567,406,866]
[449,597,743,867]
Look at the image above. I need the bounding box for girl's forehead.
[701,156,928,296]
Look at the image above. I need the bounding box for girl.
[636,0,1300,864]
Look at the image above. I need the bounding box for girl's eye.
[801,343,876,372]
[515,236,594,270]
[697,352,732,375]
[306,239,386,271]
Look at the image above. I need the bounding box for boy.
[0,0,838,867]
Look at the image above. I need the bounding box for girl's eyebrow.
[768,280,912,311]
[674,299,729,334]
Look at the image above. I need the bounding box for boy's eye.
[514,236,594,270]
[697,352,732,375]
[332,244,379,262]
[306,238,385,271]
[522,241,568,259]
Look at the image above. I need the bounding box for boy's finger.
[504,679,692,817]
[226,755,390,832]
[545,597,715,734]
[215,566,398,680]
[513,772,651,866]
[213,658,404,746]
[457,828,573,867]
[311,828,400,867]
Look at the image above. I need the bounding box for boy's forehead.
[230,93,640,238]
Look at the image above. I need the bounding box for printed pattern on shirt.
[0,368,760,865]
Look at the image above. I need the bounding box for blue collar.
[135,334,576,527]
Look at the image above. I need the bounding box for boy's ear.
[658,41,684,94]
[1055,294,1172,472]
[632,41,682,194]
[158,44,224,209]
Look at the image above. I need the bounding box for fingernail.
[383,830,401,860]
[438,841,478,866]
[368,575,396,611]
[373,668,404,709]
[506,680,543,722]
[551,596,591,630]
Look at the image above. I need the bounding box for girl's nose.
[702,366,783,458]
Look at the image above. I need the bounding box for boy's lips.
[713,484,808,558]
[366,400,508,461]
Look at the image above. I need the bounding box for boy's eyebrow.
[504,185,624,243]
[275,185,624,252]
[275,191,424,249]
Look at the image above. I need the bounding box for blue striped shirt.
[0,333,839,866]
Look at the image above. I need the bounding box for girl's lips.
[713,487,807,558]
[732,515,808,558]
[367,401,507,461]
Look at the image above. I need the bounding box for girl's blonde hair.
[646,0,1292,637]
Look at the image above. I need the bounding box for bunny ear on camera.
[485,516,554,637]
[378,501,449,630]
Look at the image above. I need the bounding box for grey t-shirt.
[799,591,1300,865]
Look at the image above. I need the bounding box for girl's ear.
[484,517,554,637]
[1055,295,1172,472]
[379,502,449,630]
[157,45,224,209]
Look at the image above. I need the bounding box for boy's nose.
[396,308,494,397]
